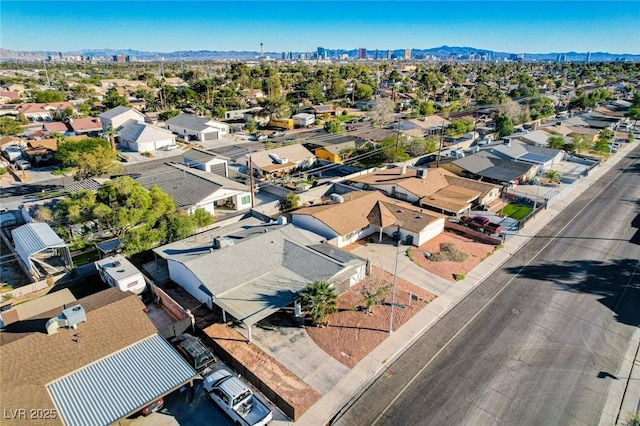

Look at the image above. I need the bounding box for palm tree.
[104,125,119,151]
[545,170,562,184]
[300,280,337,326]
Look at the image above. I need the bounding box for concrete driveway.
[351,239,453,296]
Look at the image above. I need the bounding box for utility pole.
[248,156,255,208]
[394,117,400,162]
[389,225,402,333]
[436,119,445,168]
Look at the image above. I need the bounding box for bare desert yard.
[411,230,499,282]
[306,267,435,369]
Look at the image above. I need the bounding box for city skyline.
[1,1,639,54]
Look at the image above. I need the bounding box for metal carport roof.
[47,334,197,426]
[11,222,72,276]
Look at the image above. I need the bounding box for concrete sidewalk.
[296,142,640,426]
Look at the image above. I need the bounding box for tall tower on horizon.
[358,48,367,60]
[586,51,592,62]
[260,42,263,57]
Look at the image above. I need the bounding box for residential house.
[14,102,74,121]
[153,219,367,340]
[511,130,571,148]
[292,190,445,247]
[0,288,198,426]
[224,107,269,125]
[67,117,102,135]
[242,144,316,177]
[0,91,19,104]
[42,121,69,135]
[440,150,537,186]
[399,116,450,138]
[315,141,358,163]
[23,138,59,165]
[165,113,229,142]
[485,138,565,168]
[182,148,229,176]
[135,162,251,215]
[119,121,176,152]
[348,166,501,216]
[99,105,147,131]
[298,104,337,119]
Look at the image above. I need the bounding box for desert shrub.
[453,273,466,281]
[429,242,469,262]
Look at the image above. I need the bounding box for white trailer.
[95,254,147,295]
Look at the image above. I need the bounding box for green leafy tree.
[0,116,22,136]
[446,119,474,138]
[547,136,566,150]
[355,83,373,100]
[628,132,636,143]
[324,120,343,134]
[494,114,514,138]
[16,113,29,125]
[418,102,435,116]
[56,137,110,166]
[121,226,163,257]
[192,208,214,228]
[158,110,180,121]
[245,120,258,135]
[70,145,121,180]
[161,212,194,243]
[102,87,129,109]
[301,280,337,326]
[33,90,64,103]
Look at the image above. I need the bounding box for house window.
[241,195,251,205]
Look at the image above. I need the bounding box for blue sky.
[2,1,639,54]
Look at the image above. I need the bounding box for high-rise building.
[404,49,412,60]
[586,52,592,62]
[358,48,367,60]
[113,55,125,63]
[386,50,392,60]
[317,47,327,60]
[374,49,379,60]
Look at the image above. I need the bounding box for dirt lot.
[306,267,435,369]
[411,230,498,282]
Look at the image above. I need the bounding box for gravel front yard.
[411,230,499,282]
[306,267,435,369]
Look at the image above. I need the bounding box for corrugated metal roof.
[47,334,196,426]
[11,223,66,268]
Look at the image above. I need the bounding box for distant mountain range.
[1,46,639,62]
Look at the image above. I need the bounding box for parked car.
[204,367,273,426]
[15,160,31,170]
[346,125,357,132]
[140,398,164,416]
[159,144,179,151]
[171,334,217,375]
[285,136,296,142]
[257,134,268,142]
[269,131,285,138]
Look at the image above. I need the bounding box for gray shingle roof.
[165,113,210,131]
[99,105,141,120]
[453,151,534,182]
[135,163,223,209]
[182,148,224,164]
[120,122,174,143]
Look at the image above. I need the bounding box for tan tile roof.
[350,167,499,214]
[0,289,157,423]
[293,190,442,235]
[248,144,315,169]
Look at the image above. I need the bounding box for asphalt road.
[335,146,640,426]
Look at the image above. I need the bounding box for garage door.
[204,131,218,141]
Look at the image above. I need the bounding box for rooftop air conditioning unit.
[330,193,345,203]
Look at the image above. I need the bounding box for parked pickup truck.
[204,368,273,426]
[460,216,502,235]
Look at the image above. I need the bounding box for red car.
[346,125,357,131]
